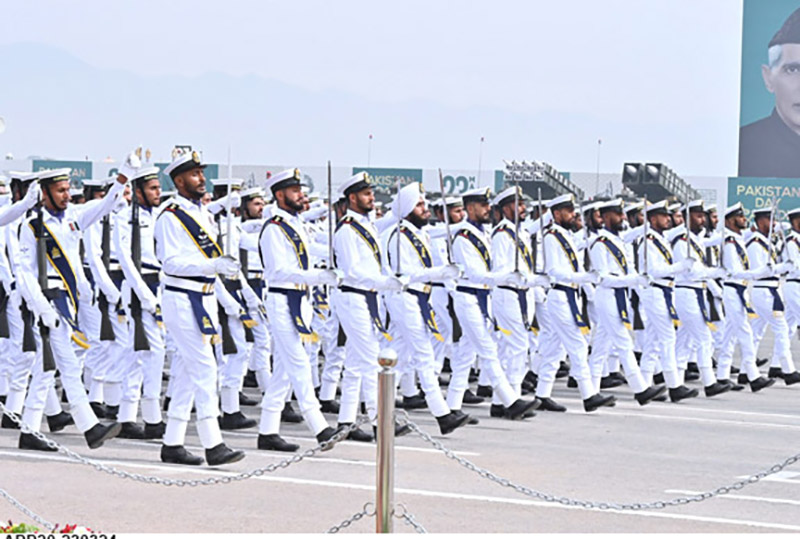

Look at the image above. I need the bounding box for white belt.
[652,278,674,288]
[456,281,489,290]
[267,281,307,291]
[163,274,215,294]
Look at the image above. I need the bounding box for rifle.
[327,161,333,268]
[537,188,546,274]
[513,177,520,273]
[239,192,254,343]
[437,169,453,262]
[130,172,151,352]
[35,194,56,372]
[98,214,115,341]
[642,197,649,277]
[394,177,402,276]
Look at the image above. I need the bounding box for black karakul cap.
[770,8,800,47]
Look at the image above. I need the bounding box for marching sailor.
[17,166,127,450]
[256,168,339,451]
[447,187,539,418]
[154,149,245,465]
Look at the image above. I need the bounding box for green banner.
[351,167,422,195]
[32,160,92,188]
[728,176,800,218]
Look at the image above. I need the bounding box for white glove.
[630,274,650,288]
[21,181,41,211]
[207,192,242,215]
[775,261,794,275]
[497,271,525,288]
[314,269,341,287]
[101,287,121,307]
[525,274,551,288]
[706,267,727,280]
[242,286,262,310]
[139,292,158,314]
[581,282,596,302]
[533,286,547,304]
[707,278,723,299]
[223,302,241,317]
[574,272,599,285]
[213,255,240,276]
[432,264,461,282]
[751,265,772,280]
[381,275,405,292]
[118,150,141,181]
[39,306,59,329]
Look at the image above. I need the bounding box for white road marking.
[1,449,799,531]
[666,489,800,507]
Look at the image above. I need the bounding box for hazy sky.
[0,0,744,176]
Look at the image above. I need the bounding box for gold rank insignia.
[192,151,201,163]
[202,316,212,329]
[52,247,61,258]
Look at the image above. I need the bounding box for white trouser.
[674,287,717,387]
[119,285,166,424]
[78,293,112,403]
[21,316,98,433]
[385,290,450,417]
[534,287,594,399]
[3,290,36,415]
[216,308,250,415]
[258,293,328,436]
[588,288,648,393]
[639,286,680,388]
[492,287,531,401]
[101,299,132,407]
[333,291,381,424]
[447,290,517,409]
[318,295,345,402]
[709,294,726,355]
[430,286,453,373]
[160,289,223,449]
[247,309,272,392]
[717,285,760,381]
[751,286,796,374]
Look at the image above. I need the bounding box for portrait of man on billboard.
[739,7,800,178]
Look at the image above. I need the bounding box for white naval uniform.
[333,209,396,424]
[587,228,649,393]
[17,180,124,433]
[783,230,800,352]
[154,194,230,449]
[717,231,766,381]
[385,219,452,417]
[671,229,721,387]
[746,231,797,377]
[240,217,272,392]
[257,207,329,437]
[535,223,595,399]
[637,228,686,388]
[113,202,165,426]
[448,220,519,410]
[490,218,535,399]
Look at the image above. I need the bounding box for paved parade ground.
[2,337,800,534]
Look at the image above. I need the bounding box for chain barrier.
[393,503,427,533]
[395,410,800,512]
[0,486,56,532]
[0,401,368,487]
[325,502,376,533]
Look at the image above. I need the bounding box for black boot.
[84,422,122,449]
[768,367,785,379]
[257,434,299,452]
[489,404,505,418]
[162,396,171,411]
[320,400,340,414]
[90,401,106,419]
[583,393,616,412]
[451,409,480,425]
[505,398,540,420]
[684,370,701,382]
[462,389,484,405]
[704,381,732,398]
[239,392,259,407]
[783,371,800,386]
[750,376,776,393]
[243,370,259,388]
[476,385,493,398]
[161,444,203,465]
[18,432,57,452]
[46,411,74,433]
[206,443,245,466]
[397,393,427,410]
[338,422,374,442]
[468,368,479,383]
[316,426,339,450]
[118,422,146,439]
[219,411,257,430]
[737,372,749,385]
[372,421,412,439]
[1,413,20,429]
[524,371,538,386]
[538,397,567,412]
[609,372,627,384]
[555,361,570,379]
[756,357,769,367]
[718,378,745,391]
[143,421,166,439]
[566,376,578,388]
[653,372,665,385]
[436,410,471,435]
[104,404,119,421]
[634,384,666,406]
[668,385,699,403]
[600,375,625,389]
[281,402,303,423]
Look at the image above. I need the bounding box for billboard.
[727,176,800,219]
[738,0,800,178]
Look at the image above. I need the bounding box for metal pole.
[376,348,397,534]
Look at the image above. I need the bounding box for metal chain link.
[393,503,427,533]
[395,410,800,511]
[0,401,368,487]
[0,486,56,532]
[325,502,375,533]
